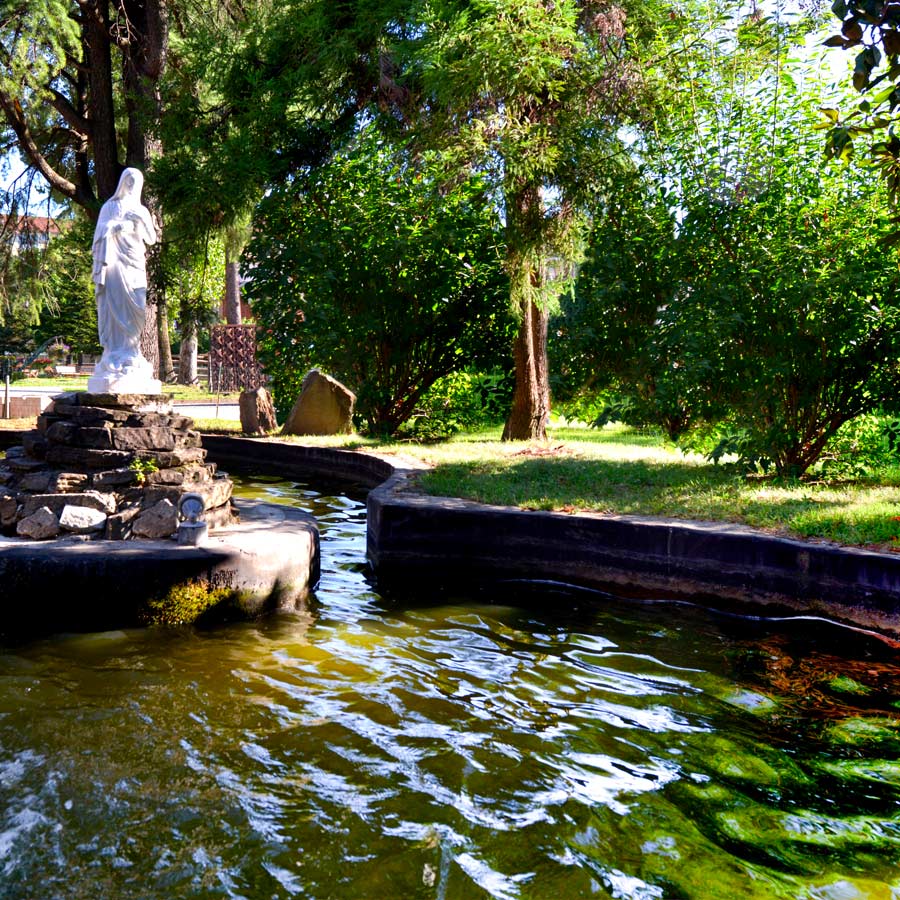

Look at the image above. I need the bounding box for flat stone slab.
[0,498,319,635]
[53,391,174,414]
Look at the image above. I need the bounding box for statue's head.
[112,167,144,203]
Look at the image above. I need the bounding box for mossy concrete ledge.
[0,498,319,634]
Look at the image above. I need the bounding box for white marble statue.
[87,167,161,394]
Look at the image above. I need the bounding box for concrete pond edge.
[201,435,900,640]
[6,429,900,639]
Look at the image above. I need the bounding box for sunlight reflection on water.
[0,474,898,898]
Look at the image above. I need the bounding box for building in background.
[0,215,63,255]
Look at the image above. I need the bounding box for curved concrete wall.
[201,437,900,638]
[8,431,900,637]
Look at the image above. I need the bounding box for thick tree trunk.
[502,296,550,441]
[502,181,550,441]
[178,323,199,385]
[224,260,242,325]
[83,0,119,203]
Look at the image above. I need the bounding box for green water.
[1,475,900,899]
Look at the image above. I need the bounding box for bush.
[396,369,514,440]
[558,140,900,476]
[248,128,514,435]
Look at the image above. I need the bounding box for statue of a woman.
[87,167,161,394]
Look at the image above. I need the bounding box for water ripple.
[0,474,898,898]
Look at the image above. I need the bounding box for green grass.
[12,376,240,403]
[192,417,242,433]
[268,423,900,551]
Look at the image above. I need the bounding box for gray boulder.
[281,369,355,436]
[59,504,107,534]
[17,506,60,540]
[133,499,178,539]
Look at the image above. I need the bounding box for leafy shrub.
[815,415,900,480]
[248,128,513,435]
[558,120,900,476]
[396,369,513,440]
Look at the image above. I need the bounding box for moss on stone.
[143,580,233,626]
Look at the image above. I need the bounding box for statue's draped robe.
[90,169,157,385]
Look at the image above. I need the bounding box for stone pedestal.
[88,372,162,394]
[0,391,236,540]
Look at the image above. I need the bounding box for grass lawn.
[276,423,900,551]
[11,377,240,404]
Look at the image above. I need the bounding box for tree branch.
[48,87,91,136]
[0,87,91,206]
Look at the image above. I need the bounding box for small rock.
[20,490,116,518]
[18,471,53,492]
[92,467,138,489]
[22,433,48,459]
[0,492,17,527]
[45,446,132,470]
[16,506,60,540]
[111,426,176,452]
[138,448,206,468]
[133,499,178,539]
[174,430,202,449]
[59,504,107,534]
[52,472,91,493]
[240,387,278,435]
[105,504,141,540]
[8,457,48,473]
[144,476,232,511]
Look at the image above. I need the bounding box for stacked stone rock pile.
[0,392,236,540]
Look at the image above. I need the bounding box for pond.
[1,473,899,899]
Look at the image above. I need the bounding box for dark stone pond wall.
[206,437,900,639]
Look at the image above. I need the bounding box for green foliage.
[249,129,513,435]
[161,231,226,331]
[161,0,671,440]
[406,0,668,439]
[823,0,900,198]
[128,457,159,485]
[0,1,80,123]
[556,14,900,477]
[569,161,900,475]
[815,414,900,479]
[31,217,100,356]
[396,369,514,441]
[156,0,407,228]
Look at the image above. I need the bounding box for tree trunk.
[156,291,176,383]
[502,296,550,441]
[224,260,242,325]
[502,181,550,441]
[178,323,199,385]
[83,0,119,203]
